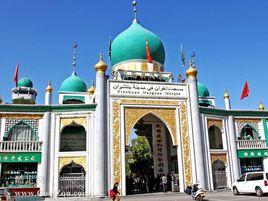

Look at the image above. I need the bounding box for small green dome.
[197,82,210,97]
[60,72,87,92]
[111,20,165,66]
[18,77,33,88]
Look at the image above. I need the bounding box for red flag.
[240,80,249,100]
[13,64,19,87]
[145,40,153,63]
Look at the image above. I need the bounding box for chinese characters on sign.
[0,153,42,162]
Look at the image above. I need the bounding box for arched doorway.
[59,161,86,197]
[212,159,227,189]
[125,113,179,194]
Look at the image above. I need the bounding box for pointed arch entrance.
[111,101,192,196]
[125,113,179,194]
[59,161,86,197]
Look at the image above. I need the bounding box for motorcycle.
[191,184,205,201]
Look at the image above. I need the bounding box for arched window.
[6,121,36,141]
[60,161,85,176]
[240,124,258,140]
[209,126,223,149]
[60,125,86,152]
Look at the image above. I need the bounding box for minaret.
[88,80,95,95]
[94,53,108,197]
[185,61,206,188]
[224,90,239,182]
[259,101,264,111]
[45,81,53,105]
[224,89,231,110]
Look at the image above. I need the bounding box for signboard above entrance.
[109,81,187,99]
[0,152,41,163]
[238,149,268,158]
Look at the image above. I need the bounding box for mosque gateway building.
[0,1,268,198]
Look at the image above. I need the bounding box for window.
[266,173,268,180]
[254,173,264,180]
[240,125,258,140]
[246,173,255,181]
[7,122,36,141]
[1,163,37,188]
[60,125,86,152]
[238,174,246,182]
[246,173,263,181]
[208,126,223,149]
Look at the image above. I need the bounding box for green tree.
[126,136,153,176]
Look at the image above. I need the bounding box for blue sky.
[1,0,268,109]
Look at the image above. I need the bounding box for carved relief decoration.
[179,103,192,186]
[60,117,87,130]
[235,119,260,134]
[59,156,86,171]
[0,114,43,119]
[211,153,227,165]
[112,101,121,185]
[121,99,178,106]
[112,100,191,188]
[207,119,223,130]
[124,107,177,146]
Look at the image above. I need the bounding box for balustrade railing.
[0,141,42,152]
[236,140,266,149]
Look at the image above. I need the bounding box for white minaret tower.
[185,61,206,188]
[45,81,53,105]
[93,54,108,197]
[224,89,231,110]
[223,89,240,182]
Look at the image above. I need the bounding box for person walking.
[110,182,120,201]
[161,174,168,193]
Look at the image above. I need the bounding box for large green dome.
[18,77,33,88]
[60,72,87,93]
[197,82,210,97]
[111,20,165,66]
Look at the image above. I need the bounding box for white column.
[93,56,107,197]
[39,112,51,196]
[228,115,240,181]
[224,90,231,110]
[45,81,53,105]
[186,65,206,188]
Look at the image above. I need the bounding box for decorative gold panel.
[60,117,87,130]
[112,101,121,184]
[121,99,179,106]
[128,63,136,71]
[207,119,223,130]
[211,153,227,165]
[179,103,192,186]
[0,114,43,119]
[124,107,177,146]
[153,63,158,71]
[141,62,148,71]
[59,156,86,171]
[112,100,192,188]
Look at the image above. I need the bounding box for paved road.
[45,190,268,201]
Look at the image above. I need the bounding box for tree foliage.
[126,136,153,176]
